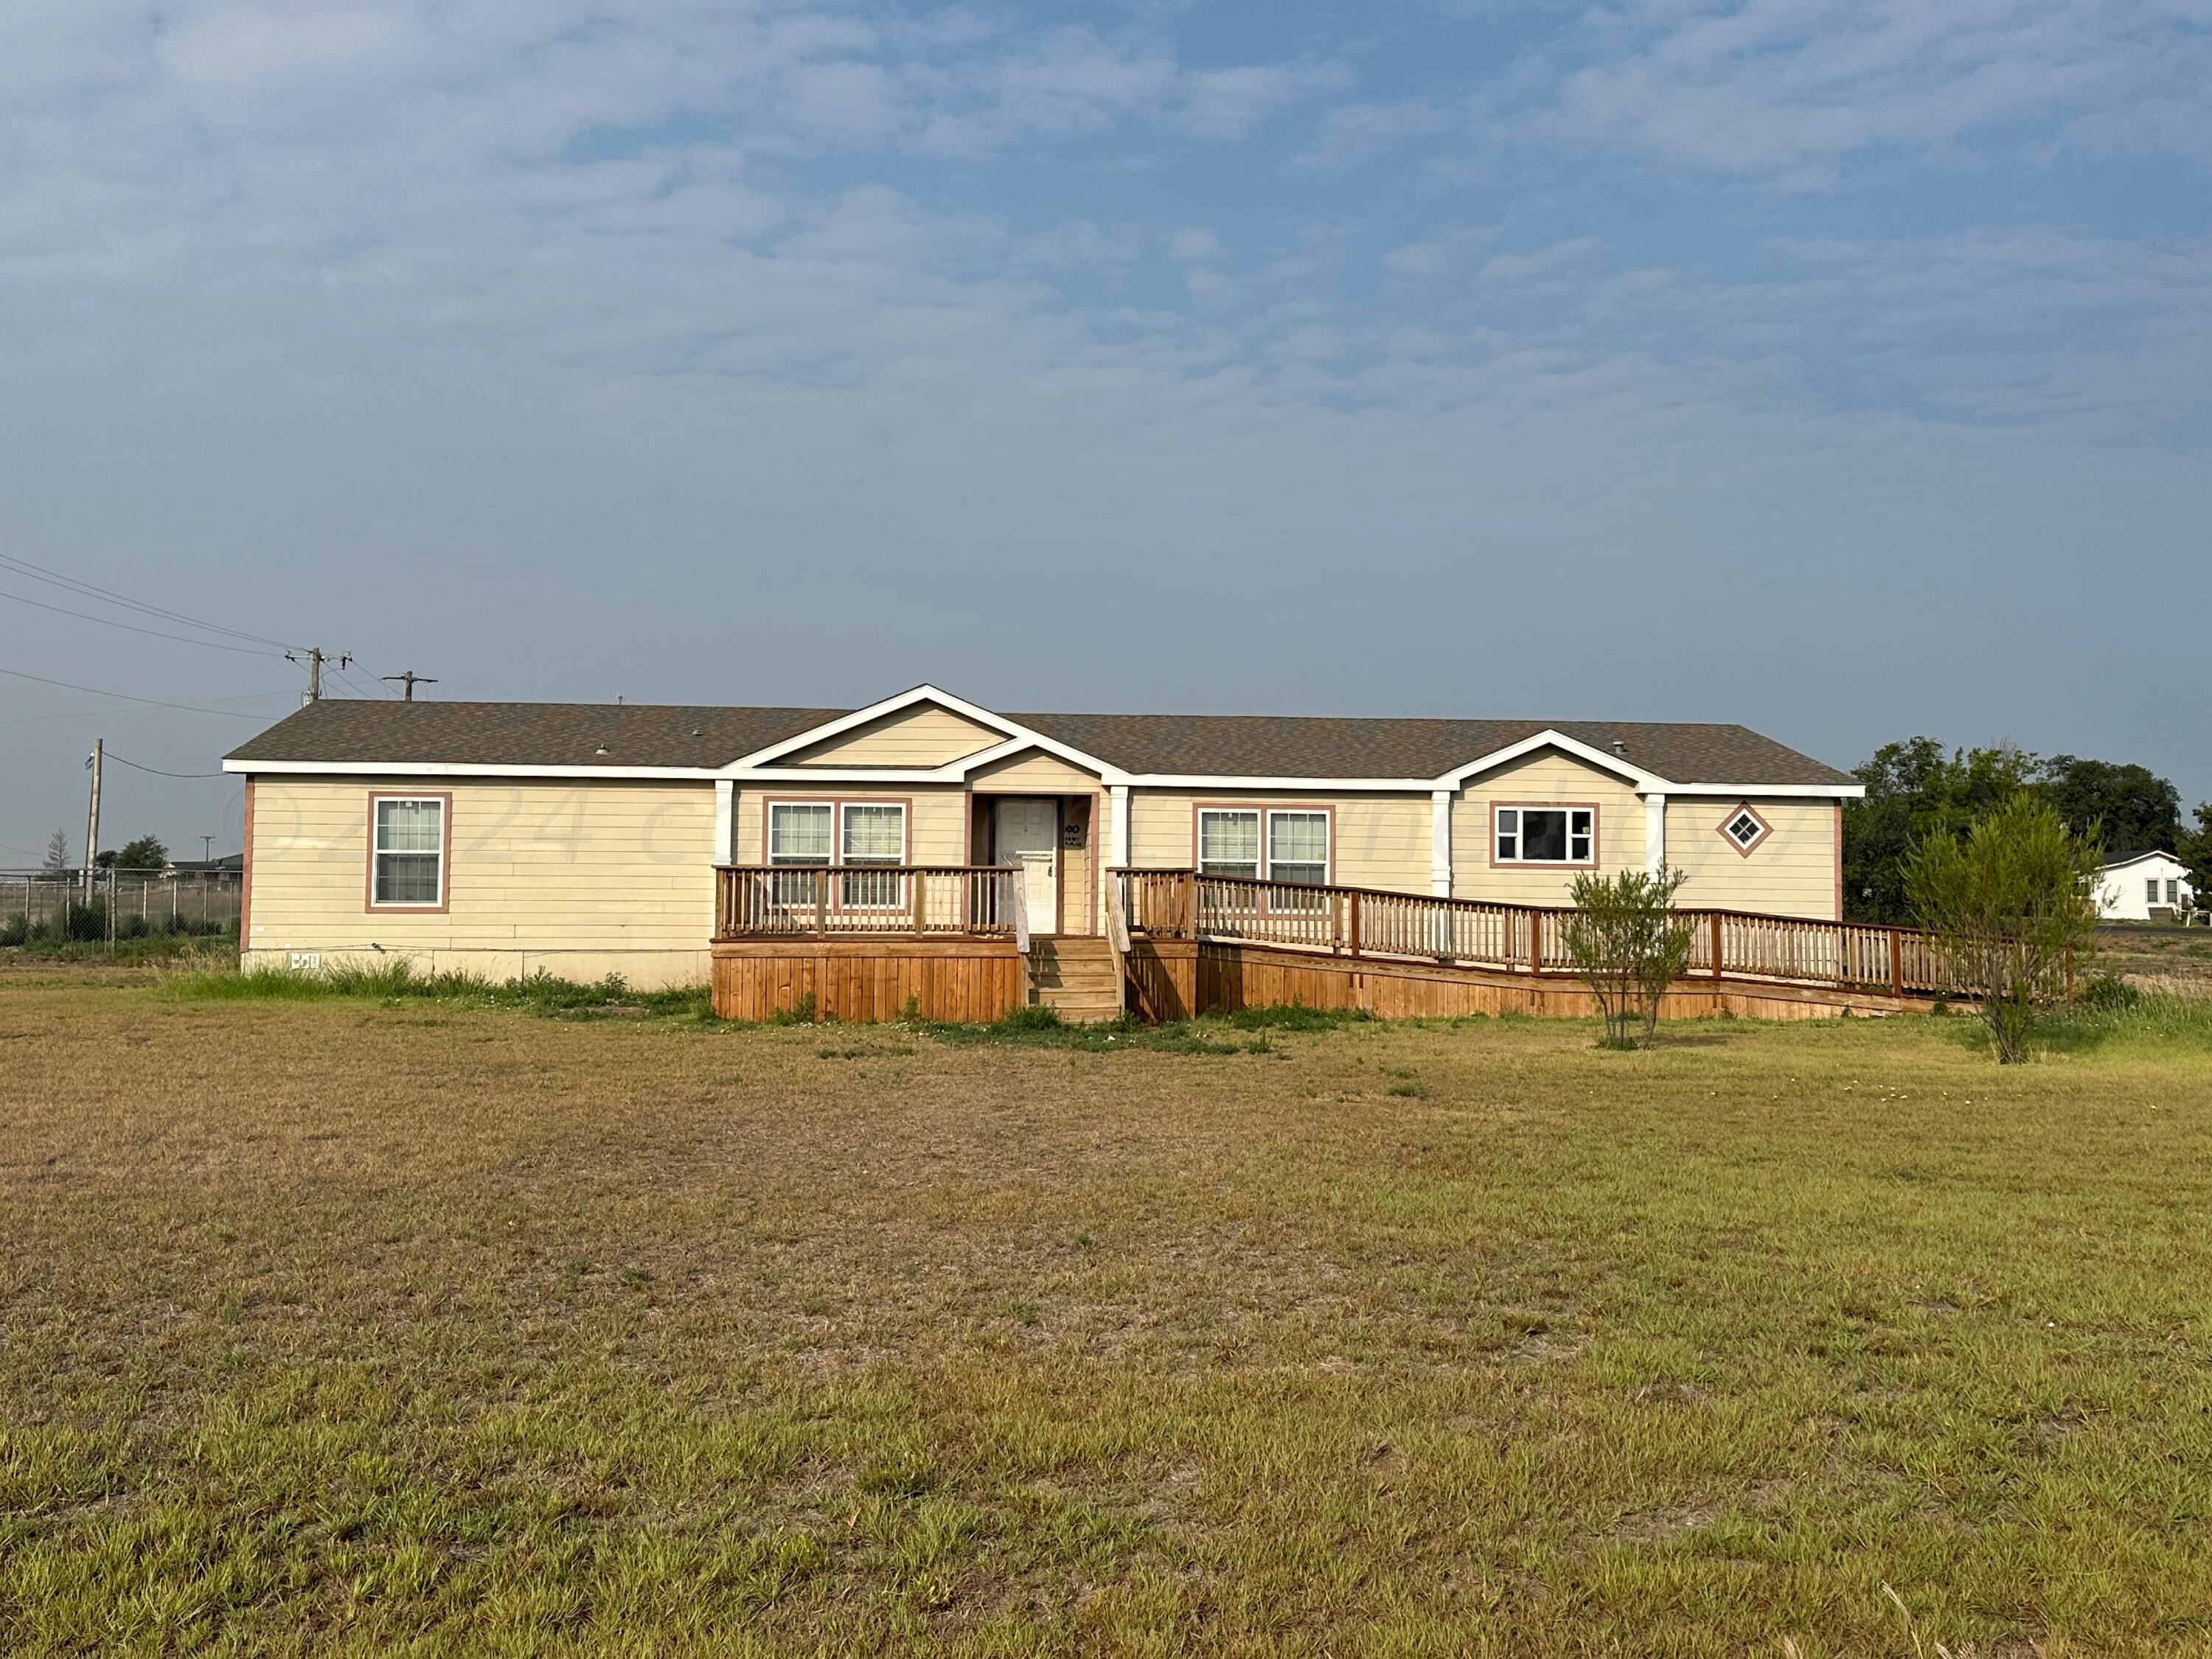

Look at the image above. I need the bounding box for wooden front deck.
[713,864,1043,1023]
[710,864,1973,1023]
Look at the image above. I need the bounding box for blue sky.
[2,0,2208,861]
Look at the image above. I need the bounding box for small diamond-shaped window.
[1721,806,1771,852]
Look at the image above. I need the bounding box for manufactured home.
[225,684,1919,1021]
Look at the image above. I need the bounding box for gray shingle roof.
[227,698,1854,787]
[226,700,841,770]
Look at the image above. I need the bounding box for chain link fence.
[0,870,243,949]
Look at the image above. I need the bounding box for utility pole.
[82,739,102,897]
[381,670,437,701]
[287,647,350,703]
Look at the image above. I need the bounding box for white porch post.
[1644,792,1666,874]
[1430,790,1453,897]
[1108,784,1131,869]
[714,779,734,863]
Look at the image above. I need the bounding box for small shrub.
[1220,1003,1373,1032]
[0,913,27,947]
[769,991,820,1026]
[1560,866,1696,1050]
[2075,972,2141,1012]
[1908,793,2102,1064]
[998,1004,1063,1032]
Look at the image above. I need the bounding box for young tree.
[1561,866,1697,1049]
[41,830,68,876]
[1906,793,2102,1065]
[115,835,170,872]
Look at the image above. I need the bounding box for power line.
[103,750,229,779]
[330,664,396,703]
[0,550,307,652]
[0,691,296,726]
[0,664,277,720]
[0,586,291,657]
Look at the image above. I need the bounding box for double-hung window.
[768,802,833,906]
[1267,811,1329,908]
[371,796,445,908]
[840,804,905,908]
[2149,877,2162,905]
[767,801,907,908]
[1198,810,1262,880]
[1495,805,1596,866]
[2168,879,2182,906]
[1197,807,1329,903]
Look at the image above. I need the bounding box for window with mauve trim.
[372,797,443,906]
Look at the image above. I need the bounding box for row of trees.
[35,830,171,875]
[1844,738,2210,922]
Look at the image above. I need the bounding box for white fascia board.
[720,684,939,768]
[1125,773,1442,792]
[222,759,717,780]
[1652,782,1865,799]
[1428,730,1863,799]
[1433,730,1663,792]
[719,683,1125,782]
[725,766,971,785]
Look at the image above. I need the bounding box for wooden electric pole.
[381,671,437,700]
[82,739,102,897]
[288,647,349,702]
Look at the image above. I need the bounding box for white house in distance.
[2093,850,2196,922]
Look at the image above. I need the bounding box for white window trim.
[1492,804,1597,868]
[838,802,908,910]
[764,799,910,911]
[1197,807,1262,880]
[767,800,835,867]
[1195,806,1334,885]
[1265,809,1331,885]
[369,794,448,910]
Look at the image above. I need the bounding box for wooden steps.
[1029,936,1123,1024]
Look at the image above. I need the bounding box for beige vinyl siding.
[789,705,1001,768]
[1450,751,1645,905]
[1057,797,1095,935]
[967,750,1102,794]
[243,776,717,987]
[969,751,1107,934]
[1667,799,1838,919]
[1125,788,1430,894]
[731,785,970,865]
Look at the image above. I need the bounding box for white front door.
[995,799,1059,934]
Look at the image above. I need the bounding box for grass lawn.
[3,973,2211,1655]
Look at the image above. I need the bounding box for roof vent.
[1611,739,1628,757]
[594,744,609,756]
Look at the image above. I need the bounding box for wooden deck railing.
[1111,869,1968,998]
[716,865,1028,946]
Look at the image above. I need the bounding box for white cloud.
[1508,0,2212,178]
[2,0,2209,852]
[1169,227,1225,264]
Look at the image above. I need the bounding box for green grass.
[5,978,2212,1652]
[156,958,717,1023]
[154,960,1376,1051]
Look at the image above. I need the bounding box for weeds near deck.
[159,959,717,1022]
